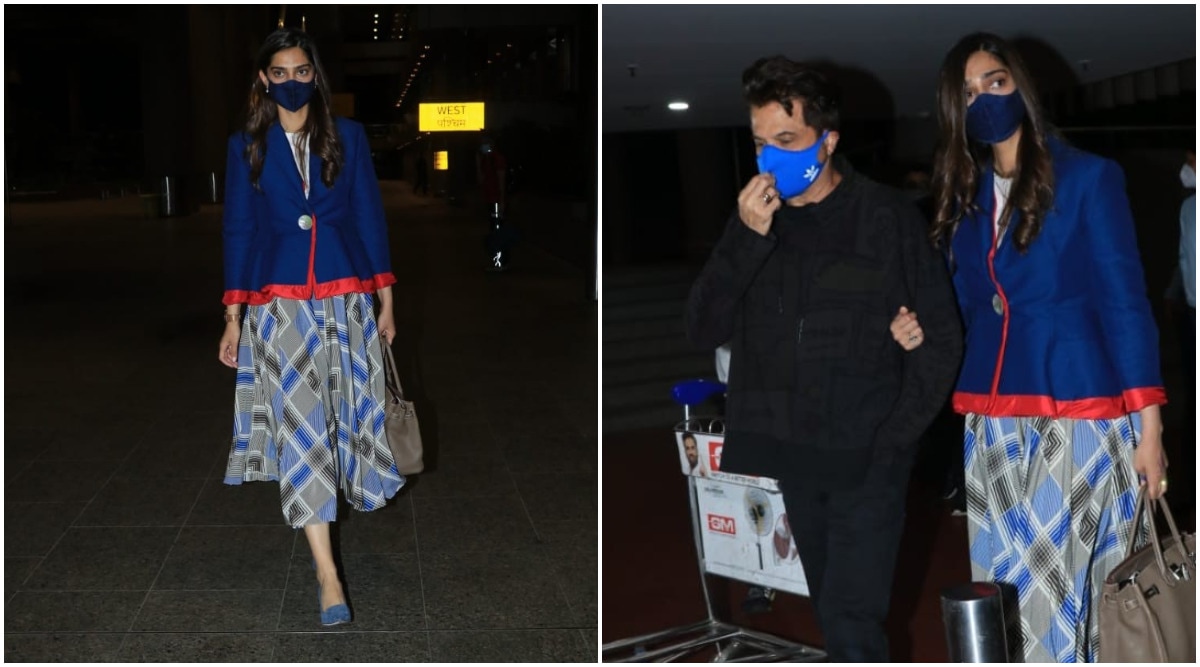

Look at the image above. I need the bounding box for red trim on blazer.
[953,387,1167,419]
[987,198,1011,400]
[222,272,396,306]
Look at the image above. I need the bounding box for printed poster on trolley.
[676,429,809,597]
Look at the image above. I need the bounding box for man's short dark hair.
[742,56,841,134]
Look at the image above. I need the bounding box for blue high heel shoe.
[317,584,352,626]
[312,558,351,626]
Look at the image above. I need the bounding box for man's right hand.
[738,174,782,236]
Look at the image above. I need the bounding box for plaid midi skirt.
[964,414,1146,663]
[224,293,404,527]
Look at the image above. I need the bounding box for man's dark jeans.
[778,456,914,662]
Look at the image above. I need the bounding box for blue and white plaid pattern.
[225,293,404,527]
[965,414,1145,663]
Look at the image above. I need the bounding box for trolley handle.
[671,379,726,421]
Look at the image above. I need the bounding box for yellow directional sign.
[419,102,485,132]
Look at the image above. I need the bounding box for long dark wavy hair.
[930,33,1055,253]
[243,28,343,190]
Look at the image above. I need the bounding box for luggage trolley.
[602,379,826,663]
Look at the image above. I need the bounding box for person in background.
[477,138,507,217]
[892,32,1167,662]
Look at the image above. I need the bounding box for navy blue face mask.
[965,91,1026,144]
[756,131,830,199]
[267,79,316,113]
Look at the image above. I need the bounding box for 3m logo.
[708,440,723,472]
[707,514,736,535]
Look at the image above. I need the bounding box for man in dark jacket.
[685,56,963,662]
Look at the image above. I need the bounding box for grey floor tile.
[5,558,41,600]
[5,460,121,503]
[114,440,224,479]
[117,632,276,662]
[490,414,578,442]
[422,550,574,630]
[532,519,596,551]
[4,502,89,558]
[335,498,417,555]
[4,632,126,662]
[3,401,65,427]
[187,477,290,526]
[544,545,598,627]
[278,553,424,631]
[76,477,205,527]
[5,429,50,465]
[272,631,430,662]
[429,629,592,662]
[23,527,178,591]
[582,629,598,658]
[155,526,295,590]
[513,472,597,523]
[154,410,238,445]
[36,429,143,463]
[410,461,519,498]
[5,461,32,484]
[4,591,146,632]
[414,495,539,553]
[503,435,597,474]
[425,438,508,467]
[131,589,284,632]
[429,419,499,448]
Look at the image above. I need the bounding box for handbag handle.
[380,343,408,403]
[1125,484,1195,580]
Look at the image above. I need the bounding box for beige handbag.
[381,343,424,475]
[1099,487,1195,662]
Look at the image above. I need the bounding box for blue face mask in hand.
[966,91,1026,144]
[267,79,316,112]
[756,131,830,199]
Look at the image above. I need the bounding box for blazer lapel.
[267,123,309,205]
[978,169,996,259]
[306,145,328,203]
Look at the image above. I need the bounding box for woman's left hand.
[377,309,396,346]
[1134,419,1168,500]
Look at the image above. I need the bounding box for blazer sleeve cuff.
[372,272,397,290]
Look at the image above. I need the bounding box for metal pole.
[941,582,1008,662]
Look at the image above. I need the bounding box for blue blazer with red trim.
[950,136,1166,418]
[222,117,395,306]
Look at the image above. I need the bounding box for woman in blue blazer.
[893,34,1167,662]
[216,28,404,627]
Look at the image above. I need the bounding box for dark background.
[4,4,598,240]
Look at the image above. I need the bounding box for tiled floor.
[4,183,597,662]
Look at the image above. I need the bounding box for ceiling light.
[668,101,689,111]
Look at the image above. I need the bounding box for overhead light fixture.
[668,101,689,111]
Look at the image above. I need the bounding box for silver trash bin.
[941,582,1008,662]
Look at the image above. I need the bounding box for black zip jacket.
[685,165,963,489]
